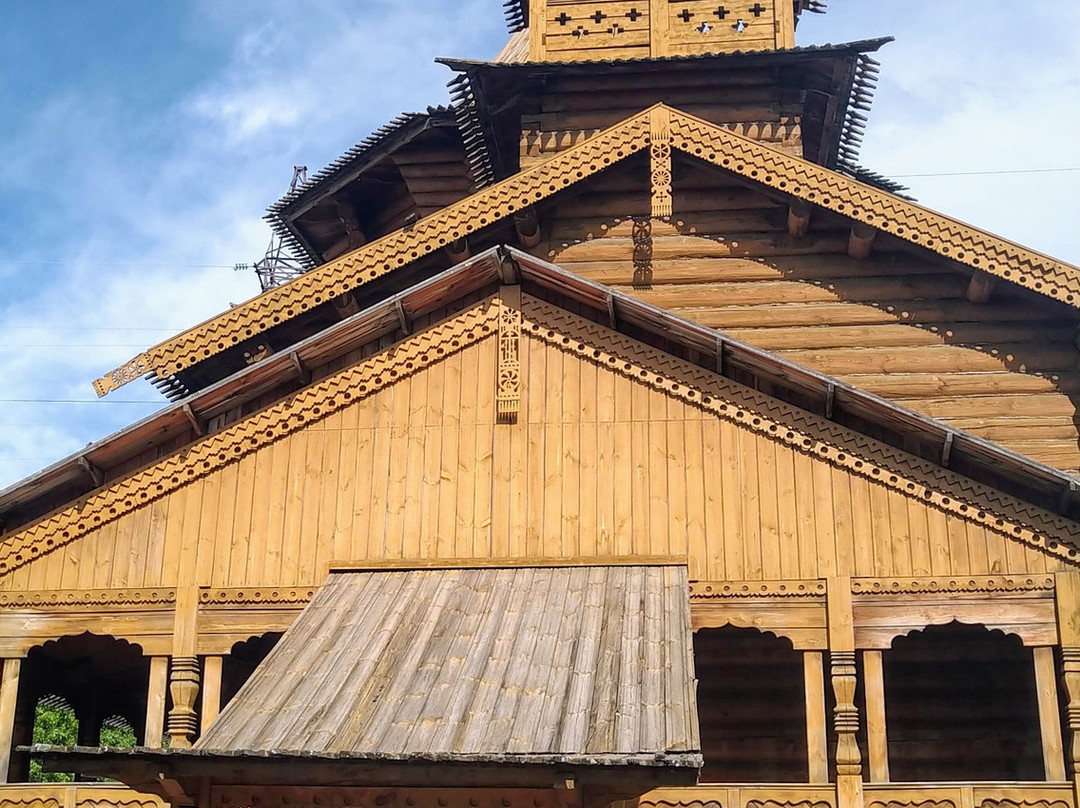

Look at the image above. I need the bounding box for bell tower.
[524,0,824,62]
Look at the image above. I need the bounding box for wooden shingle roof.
[198,563,700,768]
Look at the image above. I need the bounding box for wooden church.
[2,3,1080,808]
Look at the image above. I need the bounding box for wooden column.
[168,586,201,748]
[863,650,889,782]
[1034,646,1066,780]
[1057,573,1080,799]
[144,656,169,749]
[804,651,829,784]
[167,657,201,748]
[827,578,863,808]
[201,656,223,735]
[0,659,21,784]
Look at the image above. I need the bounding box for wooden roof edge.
[97,93,1078,400]
[91,107,656,399]
[0,250,507,522]
[507,247,1080,516]
[437,37,893,71]
[327,555,689,573]
[663,106,1080,306]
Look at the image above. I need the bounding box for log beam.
[446,237,471,264]
[788,199,813,238]
[966,269,998,304]
[331,292,361,320]
[848,223,877,259]
[513,207,542,248]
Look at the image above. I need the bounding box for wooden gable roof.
[5,249,1080,583]
[93,105,1080,406]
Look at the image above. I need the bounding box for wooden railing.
[864,782,1076,808]
[640,783,1077,808]
[0,783,165,808]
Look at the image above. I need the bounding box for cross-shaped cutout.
[697,21,712,33]
[714,5,729,18]
[732,17,747,32]
[677,8,694,22]
[748,2,767,16]
[572,24,589,36]
[555,11,571,24]
[608,22,624,34]
[626,7,642,21]
[591,10,607,22]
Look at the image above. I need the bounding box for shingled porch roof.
[31,561,701,793]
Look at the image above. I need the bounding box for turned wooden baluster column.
[1057,573,1080,798]
[167,586,201,748]
[828,578,863,808]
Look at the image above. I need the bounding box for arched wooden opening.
[883,621,1043,781]
[222,632,282,709]
[11,633,149,782]
[694,625,808,783]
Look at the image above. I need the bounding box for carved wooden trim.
[95,111,652,396]
[666,107,1080,307]
[1,301,500,577]
[496,287,523,422]
[691,580,826,599]
[521,295,1080,564]
[198,587,315,606]
[0,785,167,808]
[851,576,1056,596]
[0,588,176,609]
[650,106,672,219]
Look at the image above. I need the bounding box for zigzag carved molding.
[1,300,500,577]
[95,104,1080,398]
[522,295,1080,565]
[666,107,1080,306]
[94,112,651,396]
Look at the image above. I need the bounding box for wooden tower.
[3,6,1080,808]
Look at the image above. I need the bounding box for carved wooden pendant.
[650,106,672,220]
[496,287,523,423]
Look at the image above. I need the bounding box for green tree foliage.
[29,702,136,782]
[30,702,76,783]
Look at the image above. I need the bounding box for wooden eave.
[441,39,891,183]
[29,745,699,799]
[266,108,464,266]
[8,247,1080,567]
[98,103,1080,403]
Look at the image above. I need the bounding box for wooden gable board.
[1,294,1074,631]
[94,105,1080,398]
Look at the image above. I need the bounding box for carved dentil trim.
[852,576,1055,596]
[0,588,176,609]
[0,301,500,577]
[667,107,1080,307]
[199,587,315,606]
[95,111,652,395]
[521,295,1080,563]
[690,580,826,599]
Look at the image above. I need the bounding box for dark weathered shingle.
[198,564,699,767]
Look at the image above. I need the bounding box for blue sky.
[0,0,1077,489]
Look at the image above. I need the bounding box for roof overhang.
[5,245,1080,566]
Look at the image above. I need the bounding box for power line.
[0,399,160,405]
[0,326,181,332]
[892,167,1080,179]
[0,260,236,269]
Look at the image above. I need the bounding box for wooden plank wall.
[0,309,1064,593]
[536,160,1080,473]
